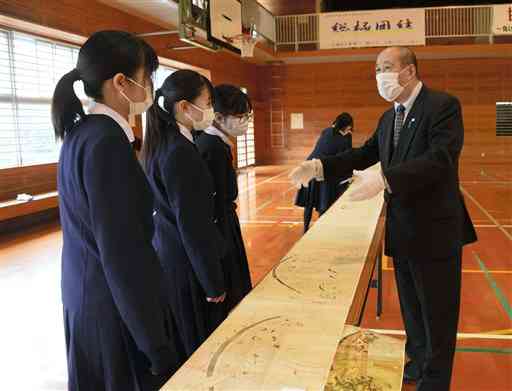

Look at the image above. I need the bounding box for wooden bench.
[0,191,59,222]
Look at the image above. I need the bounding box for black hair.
[213,84,252,116]
[142,69,213,166]
[332,112,353,135]
[51,30,158,139]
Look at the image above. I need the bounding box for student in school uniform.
[295,113,354,232]
[195,85,253,313]
[142,70,227,358]
[52,31,182,391]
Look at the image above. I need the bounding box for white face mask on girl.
[120,78,153,125]
[219,115,249,137]
[376,67,413,102]
[186,102,215,130]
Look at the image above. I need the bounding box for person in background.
[52,31,182,391]
[295,112,354,232]
[142,70,226,359]
[195,84,253,314]
[289,46,477,391]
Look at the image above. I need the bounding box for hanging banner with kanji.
[493,4,512,35]
[319,9,426,49]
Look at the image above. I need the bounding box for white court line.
[255,199,274,212]
[240,219,302,225]
[253,185,299,214]
[237,169,291,196]
[239,220,278,224]
[460,185,512,241]
[369,329,512,341]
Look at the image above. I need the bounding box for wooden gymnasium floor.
[0,163,510,390]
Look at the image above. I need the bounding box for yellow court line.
[480,328,512,335]
[383,256,511,274]
[370,328,512,340]
[382,266,512,274]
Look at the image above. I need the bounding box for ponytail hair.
[142,70,213,167]
[51,68,84,139]
[51,30,159,140]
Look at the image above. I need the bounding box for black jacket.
[58,115,178,389]
[322,85,477,260]
[296,127,352,213]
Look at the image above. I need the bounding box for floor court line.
[473,224,512,228]
[240,220,302,225]
[382,256,511,274]
[456,347,512,354]
[369,328,512,341]
[382,266,512,274]
[474,251,512,321]
[255,199,274,212]
[238,168,291,196]
[460,185,512,241]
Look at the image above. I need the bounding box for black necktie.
[393,104,406,148]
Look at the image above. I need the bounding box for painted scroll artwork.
[325,326,405,391]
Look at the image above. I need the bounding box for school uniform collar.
[177,122,195,144]
[204,125,234,147]
[88,102,135,142]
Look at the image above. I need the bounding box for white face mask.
[186,102,215,130]
[219,115,249,137]
[120,78,153,125]
[376,67,411,102]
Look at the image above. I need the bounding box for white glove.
[349,168,385,201]
[289,159,323,189]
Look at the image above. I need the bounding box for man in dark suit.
[290,46,477,391]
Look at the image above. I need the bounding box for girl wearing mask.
[52,31,182,390]
[142,70,226,358]
[295,113,354,232]
[195,85,253,313]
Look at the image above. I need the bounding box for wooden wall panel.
[261,58,512,166]
[0,164,57,202]
[0,0,265,201]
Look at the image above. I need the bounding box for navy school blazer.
[58,115,176,371]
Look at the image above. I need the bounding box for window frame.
[0,27,82,169]
[236,89,256,169]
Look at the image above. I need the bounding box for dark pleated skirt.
[221,206,252,313]
[64,305,181,391]
[295,179,348,214]
[161,263,226,359]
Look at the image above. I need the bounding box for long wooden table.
[162,174,403,390]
